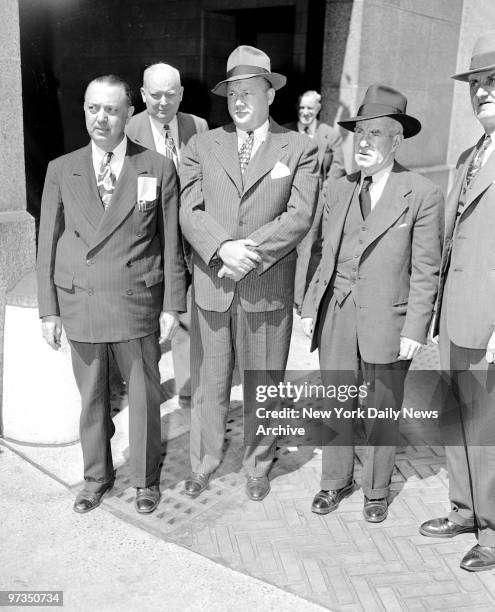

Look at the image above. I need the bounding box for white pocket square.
[397,223,409,228]
[270,161,291,179]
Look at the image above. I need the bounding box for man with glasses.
[420,33,495,572]
[302,84,442,523]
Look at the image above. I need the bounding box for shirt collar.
[297,120,316,136]
[149,113,178,133]
[361,161,394,186]
[236,119,269,142]
[91,135,127,163]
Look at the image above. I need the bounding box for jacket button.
[88,289,94,296]
[74,230,80,237]
[86,258,93,266]
[126,260,133,268]
[323,280,328,286]
[136,231,143,237]
[126,289,133,295]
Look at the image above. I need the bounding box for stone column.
[320,0,464,191]
[0,0,36,430]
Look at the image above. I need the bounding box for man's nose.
[96,108,108,122]
[159,95,167,105]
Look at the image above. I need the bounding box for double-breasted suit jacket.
[37,139,187,342]
[179,118,319,476]
[303,162,443,364]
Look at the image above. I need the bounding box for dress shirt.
[480,131,495,167]
[297,121,316,138]
[236,120,269,161]
[91,135,127,181]
[360,162,394,210]
[149,114,180,164]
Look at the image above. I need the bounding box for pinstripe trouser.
[189,291,293,477]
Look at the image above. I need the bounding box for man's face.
[84,82,133,151]
[353,117,402,175]
[141,67,183,125]
[298,94,320,126]
[227,77,274,131]
[469,70,495,133]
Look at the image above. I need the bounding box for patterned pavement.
[95,341,495,611]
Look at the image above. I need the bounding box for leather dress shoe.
[363,497,388,523]
[311,481,354,515]
[135,485,161,514]
[419,517,476,538]
[184,473,210,498]
[460,544,495,572]
[246,476,270,501]
[73,480,114,514]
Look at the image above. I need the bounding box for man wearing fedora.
[180,45,319,501]
[419,33,495,572]
[301,84,442,522]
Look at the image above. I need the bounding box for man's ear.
[127,105,135,122]
[267,88,276,106]
[140,87,147,104]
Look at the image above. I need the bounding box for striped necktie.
[163,124,178,167]
[239,131,254,175]
[97,152,116,210]
[359,175,373,219]
[465,135,491,186]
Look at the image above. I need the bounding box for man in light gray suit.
[420,33,495,572]
[180,46,319,501]
[37,75,187,515]
[127,63,208,400]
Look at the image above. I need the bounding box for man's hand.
[41,315,62,350]
[485,331,495,364]
[159,311,180,344]
[398,336,423,361]
[217,263,246,282]
[302,317,313,338]
[217,239,261,277]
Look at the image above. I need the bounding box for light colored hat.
[211,45,286,97]
[452,32,495,81]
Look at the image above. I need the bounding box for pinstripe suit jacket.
[126,110,209,156]
[37,139,187,343]
[179,119,319,312]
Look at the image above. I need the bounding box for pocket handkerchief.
[270,161,291,179]
[137,176,158,211]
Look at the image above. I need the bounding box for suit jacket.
[126,110,208,156]
[284,120,346,183]
[179,119,319,313]
[37,139,187,343]
[302,162,443,363]
[434,138,495,348]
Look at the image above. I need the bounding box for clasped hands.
[217,239,261,281]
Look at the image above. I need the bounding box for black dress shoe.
[419,517,476,538]
[135,485,161,514]
[363,497,388,523]
[73,481,114,514]
[246,476,270,501]
[184,473,210,498]
[460,544,495,572]
[311,481,354,515]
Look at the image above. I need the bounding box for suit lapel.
[444,153,471,240]
[242,127,287,194]
[328,174,359,256]
[464,142,495,211]
[177,112,192,156]
[90,142,149,250]
[67,144,104,230]
[362,164,409,251]
[213,125,243,195]
[131,112,156,151]
[314,121,326,166]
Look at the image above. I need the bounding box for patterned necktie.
[97,152,116,210]
[359,175,373,219]
[163,124,178,166]
[465,135,491,186]
[239,131,254,175]
[303,126,312,138]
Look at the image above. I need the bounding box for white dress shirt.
[297,120,316,138]
[149,114,180,166]
[91,135,127,181]
[361,162,394,210]
[236,119,270,161]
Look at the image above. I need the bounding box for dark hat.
[211,45,286,97]
[338,83,421,139]
[451,32,495,81]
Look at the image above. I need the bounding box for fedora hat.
[211,45,286,97]
[338,83,421,139]
[451,32,495,81]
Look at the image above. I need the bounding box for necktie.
[163,124,178,166]
[97,152,116,210]
[359,175,373,219]
[303,126,312,138]
[239,131,254,175]
[465,135,491,186]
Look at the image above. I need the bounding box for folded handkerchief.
[270,161,291,179]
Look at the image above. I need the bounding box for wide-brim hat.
[338,83,421,139]
[212,45,286,97]
[451,32,495,81]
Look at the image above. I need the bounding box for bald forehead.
[143,64,181,88]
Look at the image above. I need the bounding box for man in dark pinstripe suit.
[180,46,319,501]
[37,75,187,514]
